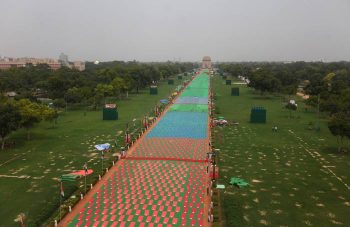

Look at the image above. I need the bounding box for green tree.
[66,87,84,103]
[248,69,281,95]
[123,76,135,98]
[111,77,125,99]
[16,99,43,140]
[328,112,350,152]
[0,102,21,150]
[43,108,59,128]
[95,84,114,106]
[53,99,66,109]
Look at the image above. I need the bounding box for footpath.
[61,70,212,227]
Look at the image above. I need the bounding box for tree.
[328,112,350,152]
[123,76,135,98]
[248,69,281,95]
[43,108,59,128]
[53,98,66,109]
[94,84,114,105]
[0,102,21,150]
[111,77,125,99]
[15,99,43,140]
[66,87,84,103]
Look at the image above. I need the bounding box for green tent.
[229,177,249,188]
[61,174,79,182]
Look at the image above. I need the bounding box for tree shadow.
[252,96,272,100]
[320,145,349,156]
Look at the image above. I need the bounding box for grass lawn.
[211,75,350,227]
[0,78,185,226]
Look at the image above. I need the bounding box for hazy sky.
[1,0,350,62]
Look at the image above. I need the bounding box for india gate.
[202,56,212,69]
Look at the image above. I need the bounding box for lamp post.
[317,94,320,131]
[83,163,88,194]
[59,181,62,221]
[101,150,104,175]
[212,152,216,187]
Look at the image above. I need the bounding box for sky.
[1,0,350,62]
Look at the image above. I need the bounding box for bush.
[53,99,66,109]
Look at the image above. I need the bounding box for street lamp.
[101,150,104,175]
[83,163,88,194]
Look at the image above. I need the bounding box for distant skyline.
[1,0,350,62]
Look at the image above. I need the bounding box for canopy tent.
[160,99,169,104]
[70,169,93,176]
[229,177,249,188]
[61,174,79,182]
[94,143,110,151]
[216,184,226,189]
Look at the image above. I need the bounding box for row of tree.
[0,97,58,150]
[0,61,196,108]
[0,61,196,150]
[219,61,350,152]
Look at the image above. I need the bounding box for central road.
[61,70,212,227]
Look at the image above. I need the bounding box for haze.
[1,0,350,62]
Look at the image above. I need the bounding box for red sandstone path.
[60,75,213,227]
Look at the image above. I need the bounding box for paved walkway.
[60,71,212,227]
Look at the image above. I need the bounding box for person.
[272,125,278,132]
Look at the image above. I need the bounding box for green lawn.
[0,79,185,226]
[212,75,350,227]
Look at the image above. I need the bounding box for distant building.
[0,56,85,71]
[0,57,61,70]
[72,61,85,71]
[59,53,70,67]
[3,91,17,99]
[59,53,85,71]
[202,56,212,69]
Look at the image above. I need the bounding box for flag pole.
[101,150,104,175]
[84,164,87,194]
[59,181,62,221]
[84,173,86,194]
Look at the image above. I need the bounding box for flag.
[60,182,64,198]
